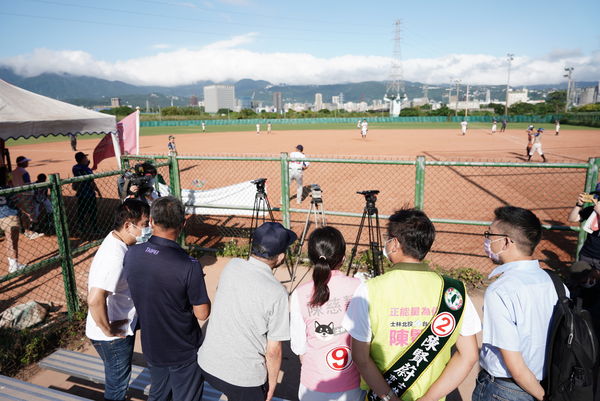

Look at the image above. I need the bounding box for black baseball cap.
[16,156,31,164]
[75,152,88,162]
[251,222,297,258]
[296,144,303,152]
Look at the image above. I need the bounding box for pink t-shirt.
[290,271,361,392]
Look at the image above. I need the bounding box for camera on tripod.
[119,162,157,201]
[310,184,322,201]
[357,190,379,212]
[251,178,267,193]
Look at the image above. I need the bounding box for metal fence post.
[120,155,129,170]
[577,157,600,258]
[280,152,290,228]
[169,155,182,200]
[414,156,426,210]
[49,173,79,317]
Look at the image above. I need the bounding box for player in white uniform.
[555,120,560,136]
[491,120,497,134]
[256,123,261,135]
[360,119,368,139]
[201,121,206,133]
[267,121,272,134]
[289,144,309,205]
[528,128,547,162]
[460,120,468,135]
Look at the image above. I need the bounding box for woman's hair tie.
[318,255,327,261]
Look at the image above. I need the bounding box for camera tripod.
[288,190,326,292]
[247,178,275,257]
[347,190,384,278]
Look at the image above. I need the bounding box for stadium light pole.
[464,83,470,118]
[454,79,461,116]
[564,67,574,112]
[504,53,514,117]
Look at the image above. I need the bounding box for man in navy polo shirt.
[125,196,210,401]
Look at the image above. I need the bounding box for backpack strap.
[544,270,567,301]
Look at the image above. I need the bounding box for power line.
[20,0,388,37]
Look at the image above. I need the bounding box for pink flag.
[91,133,116,170]
[119,110,140,155]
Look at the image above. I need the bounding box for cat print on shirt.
[314,321,335,341]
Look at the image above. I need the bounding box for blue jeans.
[147,359,204,401]
[472,370,535,401]
[92,335,135,401]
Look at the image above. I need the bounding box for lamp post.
[454,79,461,116]
[564,67,574,112]
[504,53,514,117]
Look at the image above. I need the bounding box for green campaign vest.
[365,266,466,401]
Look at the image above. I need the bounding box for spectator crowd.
[85,192,585,401]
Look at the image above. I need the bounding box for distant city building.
[578,85,599,106]
[111,97,121,107]
[239,96,252,109]
[507,88,529,107]
[485,89,491,104]
[203,85,236,113]
[189,95,199,106]
[314,93,323,111]
[273,92,283,113]
[338,92,344,105]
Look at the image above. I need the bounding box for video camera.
[310,184,322,202]
[119,162,158,201]
[357,190,379,213]
[251,178,267,193]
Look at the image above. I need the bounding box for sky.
[0,0,599,87]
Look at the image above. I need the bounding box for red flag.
[91,133,120,170]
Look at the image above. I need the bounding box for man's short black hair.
[493,206,542,255]
[387,208,435,261]
[114,199,150,230]
[150,196,185,229]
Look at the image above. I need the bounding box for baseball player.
[201,121,206,133]
[289,144,309,205]
[555,120,560,136]
[526,126,535,156]
[256,123,261,135]
[528,128,547,162]
[267,121,272,134]
[167,136,177,156]
[491,120,497,134]
[360,119,368,139]
[460,120,468,135]
[357,119,361,129]
[500,119,507,132]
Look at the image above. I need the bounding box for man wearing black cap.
[289,144,309,205]
[72,152,102,234]
[198,222,297,401]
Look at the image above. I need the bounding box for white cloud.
[1,38,598,87]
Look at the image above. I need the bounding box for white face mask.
[383,238,395,261]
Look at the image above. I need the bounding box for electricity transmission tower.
[564,67,574,112]
[504,53,514,117]
[384,20,404,117]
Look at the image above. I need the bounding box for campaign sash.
[367,275,466,401]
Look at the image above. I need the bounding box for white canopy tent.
[0,79,116,140]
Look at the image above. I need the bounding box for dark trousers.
[91,335,135,401]
[201,368,268,401]
[147,359,204,401]
[76,195,97,232]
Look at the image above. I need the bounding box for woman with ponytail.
[290,227,364,401]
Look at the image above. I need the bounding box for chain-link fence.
[0,154,596,347]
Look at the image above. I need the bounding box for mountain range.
[1,67,591,109]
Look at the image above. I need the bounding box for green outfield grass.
[5,121,598,146]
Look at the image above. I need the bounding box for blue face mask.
[132,224,152,244]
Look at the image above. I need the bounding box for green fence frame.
[2,154,595,320]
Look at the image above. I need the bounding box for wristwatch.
[380,389,395,401]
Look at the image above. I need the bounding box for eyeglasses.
[483,231,510,239]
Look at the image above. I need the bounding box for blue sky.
[1,0,599,86]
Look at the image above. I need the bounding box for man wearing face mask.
[473,206,560,401]
[73,152,102,234]
[86,199,150,401]
[126,196,210,401]
[343,208,481,401]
